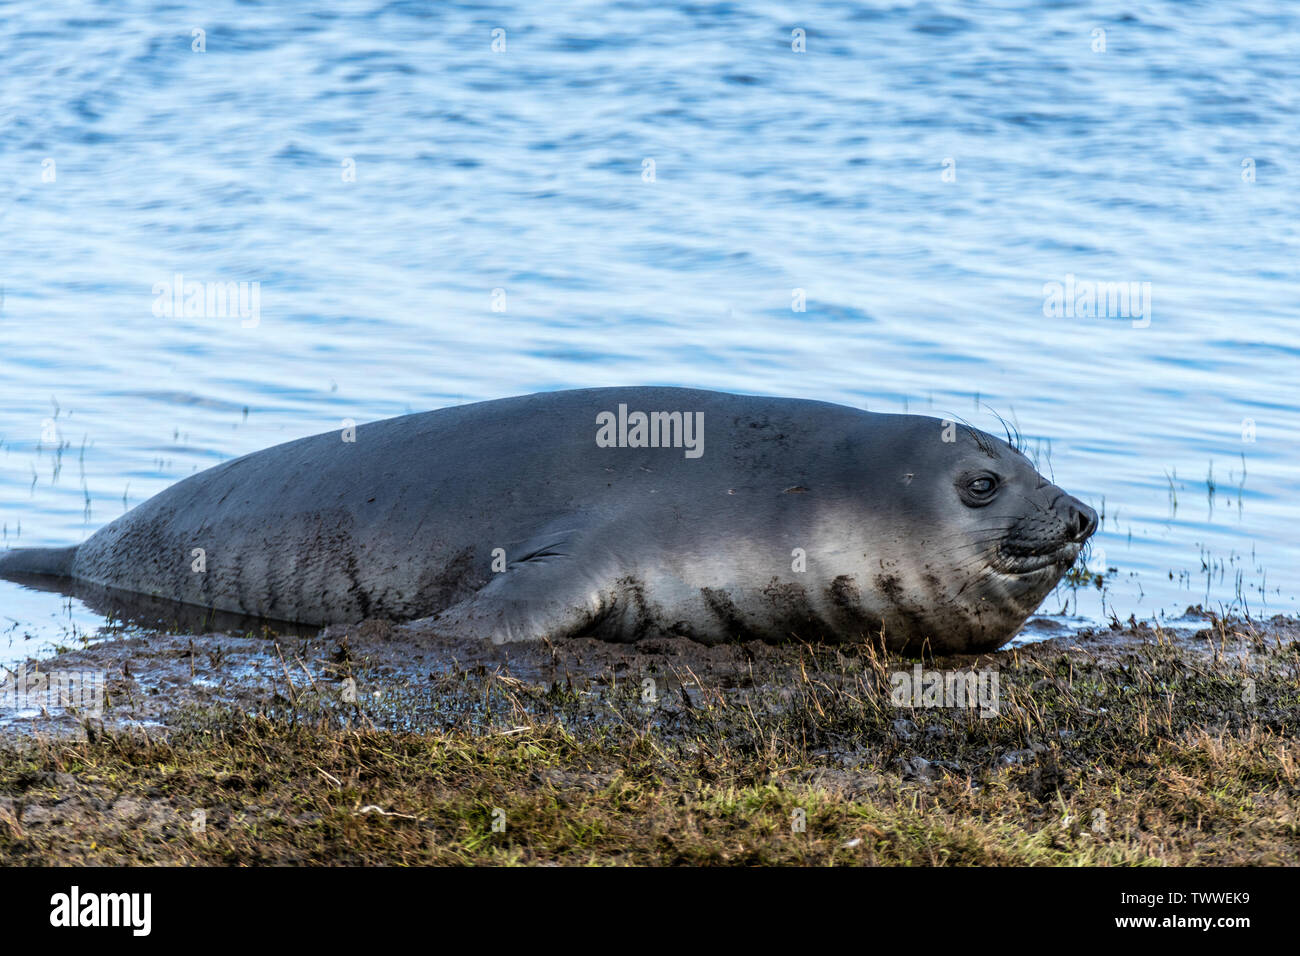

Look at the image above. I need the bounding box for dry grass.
[1,615,1297,865]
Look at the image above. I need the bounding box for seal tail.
[0,545,78,578]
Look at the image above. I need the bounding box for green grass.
[1,617,1297,865]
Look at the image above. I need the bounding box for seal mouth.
[994,540,1081,576]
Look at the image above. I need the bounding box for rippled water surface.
[2,0,1297,659]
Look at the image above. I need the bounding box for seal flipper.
[413,528,622,644]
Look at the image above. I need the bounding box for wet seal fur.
[0,387,1097,653]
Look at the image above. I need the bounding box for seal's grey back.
[29,387,870,624]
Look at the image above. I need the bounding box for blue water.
[2,0,1297,660]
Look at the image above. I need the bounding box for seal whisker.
[927,529,1018,558]
[1009,491,1053,518]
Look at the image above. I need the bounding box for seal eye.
[957,472,1000,507]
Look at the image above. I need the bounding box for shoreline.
[1,610,1297,864]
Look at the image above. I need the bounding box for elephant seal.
[0,387,1096,653]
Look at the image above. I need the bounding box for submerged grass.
[1,615,1297,865]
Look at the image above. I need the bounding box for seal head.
[853,418,1097,653]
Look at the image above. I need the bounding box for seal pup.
[0,387,1096,653]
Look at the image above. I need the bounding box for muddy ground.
[0,609,1297,864]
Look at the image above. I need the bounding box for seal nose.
[1062,498,1098,543]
